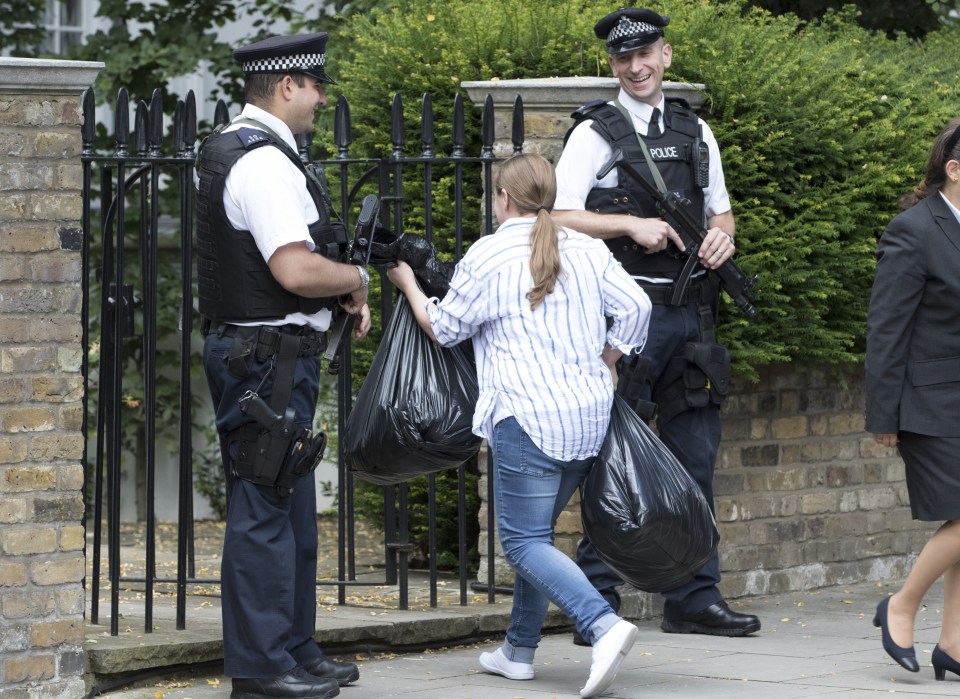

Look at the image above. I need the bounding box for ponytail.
[493,154,562,310]
[527,207,561,310]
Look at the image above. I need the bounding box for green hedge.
[320,0,959,380]
[673,2,958,377]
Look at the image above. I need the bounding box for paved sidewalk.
[96,578,958,699]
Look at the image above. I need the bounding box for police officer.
[196,32,371,699]
[553,8,761,639]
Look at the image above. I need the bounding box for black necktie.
[647,107,661,138]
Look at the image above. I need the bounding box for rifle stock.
[597,148,758,319]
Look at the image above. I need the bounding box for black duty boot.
[303,654,360,686]
[230,666,340,699]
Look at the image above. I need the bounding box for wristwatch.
[354,264,370,291]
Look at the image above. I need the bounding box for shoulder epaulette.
[233,127,272,150]
[570,99,608,119]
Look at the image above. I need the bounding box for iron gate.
[81,85,526,635]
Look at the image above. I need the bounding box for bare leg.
[939,553,960,657]
[888,520,960,648]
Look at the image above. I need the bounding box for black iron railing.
[81,86,525,635]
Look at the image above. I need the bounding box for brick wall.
[467,78,930,605]
[0,57,102,699]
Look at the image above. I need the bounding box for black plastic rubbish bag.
[344,295,481,485]
[581,394,719,592]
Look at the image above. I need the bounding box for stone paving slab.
[90,577,959,699]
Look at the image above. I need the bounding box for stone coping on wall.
[0,56,104,95]
[461,77,706,112]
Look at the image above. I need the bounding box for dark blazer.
[866,192,960,437]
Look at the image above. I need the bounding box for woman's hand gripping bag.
[344,295,481,485]
[581,394,719,592]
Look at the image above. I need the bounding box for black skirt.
[898,431,960,521]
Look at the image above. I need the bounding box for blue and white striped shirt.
[428,217,652,461]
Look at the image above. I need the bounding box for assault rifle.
[597,147,758,318]
[323,194,381,373]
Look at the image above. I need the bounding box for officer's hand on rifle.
[697,226,735,270]
[624,216,684,254]
[345,299,371,340]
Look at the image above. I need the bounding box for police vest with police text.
[195,126,348,323]
[571,98,706,279]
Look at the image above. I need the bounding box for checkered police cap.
[234,32,336,85]
[594,8,669,54]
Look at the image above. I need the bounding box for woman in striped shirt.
[387,153,651,698]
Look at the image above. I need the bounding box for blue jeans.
[492,417,619,663]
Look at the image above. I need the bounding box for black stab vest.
[195,126,348,323]
[570,98,706,278]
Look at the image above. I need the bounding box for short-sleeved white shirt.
[221,104,331,330]
[427,217,652,460]
[554,89,731,219]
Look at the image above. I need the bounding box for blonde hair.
[494,154,561,310]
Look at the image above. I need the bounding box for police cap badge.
[594,8,669,54]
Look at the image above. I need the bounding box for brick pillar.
[0,57,102,699]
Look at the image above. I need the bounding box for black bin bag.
[344,295,482,485]
[581,394,719,592]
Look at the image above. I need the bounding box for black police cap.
[594,8,669,54]
[233,32,336,85]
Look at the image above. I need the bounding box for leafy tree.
[0,0,46,55]
[730,0,959,37]
[67,0,325,111]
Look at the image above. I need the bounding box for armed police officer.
[553,8,760,639]
[196,32,370,699]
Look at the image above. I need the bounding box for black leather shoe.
[230,666,340,699]
[572,629,590,646]
[573,590,621,646]
[661,601,761,637]
[303,655,360,686]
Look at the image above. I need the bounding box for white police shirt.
[222,103,332,331]
[426,217,652,461]
[554,89,732,285]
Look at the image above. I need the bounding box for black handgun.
[324,193,381,373]
[597,147,758,318]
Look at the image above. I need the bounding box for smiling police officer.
[197,32,370,699]
[553,8,760,640]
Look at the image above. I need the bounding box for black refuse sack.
[364,231,455,298]
[581,394,719,592]
[344,295,482,485]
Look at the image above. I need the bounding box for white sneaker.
[479,647,534,680]
[580,619,638,698]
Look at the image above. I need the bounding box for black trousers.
[577,301,724,618]
[203,330,325,678]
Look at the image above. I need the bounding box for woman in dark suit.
[866,117,960,680]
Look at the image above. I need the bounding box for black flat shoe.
[872,597,919,673]
[933,644,960,681]
[303,655,360,686]
[661,601,761,637]
[231,666,340,699]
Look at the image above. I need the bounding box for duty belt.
[202,319,327,359]
[639,276,714,306]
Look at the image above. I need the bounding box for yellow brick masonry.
[0,57,101,699]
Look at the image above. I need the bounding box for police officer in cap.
[196,32,370,699]
[554,8,761,639]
